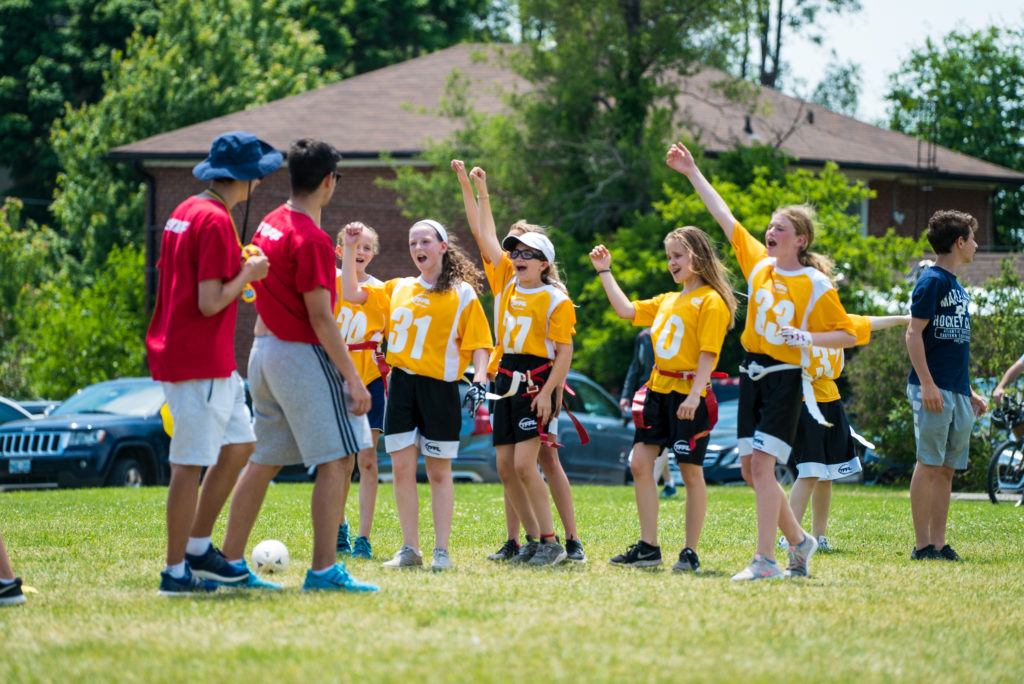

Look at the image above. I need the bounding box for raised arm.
[588,245,636,320]
[339,223,369,305]
[468,166,503,265]
[452,159,482,247]
[665,142,737,241]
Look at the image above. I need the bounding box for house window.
[844,197,868,236]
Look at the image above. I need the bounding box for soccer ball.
[251,539,290,574]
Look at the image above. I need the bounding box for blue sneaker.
[660,485,678,499]
[223,561,283,590]
[336,521,352,555]
[158,566,218,596]
[352,536,373,559]
[302,562,379,593]
[185,545,249,584]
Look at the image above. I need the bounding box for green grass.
[2,483,1022,683]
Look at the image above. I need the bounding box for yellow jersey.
[383,276,493,382]
[334,270,388,385]
[633,286,731,396]
[807,313,872,402]
[490,257,575,361]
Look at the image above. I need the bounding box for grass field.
[2,482,1022,683]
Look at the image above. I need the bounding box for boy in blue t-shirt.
[905,210,988,561]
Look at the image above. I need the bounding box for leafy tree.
[50,0,332,270]
[10,245,148,400]
[0,0,160,223]
[811,55,861,118]
[886,25,1024,248]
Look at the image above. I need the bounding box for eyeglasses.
[508,249,545,260]
[332,171,342,182]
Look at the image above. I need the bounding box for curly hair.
[926,210,977,254]
[413,223,483,294]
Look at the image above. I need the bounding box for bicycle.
[986,394,1024,505]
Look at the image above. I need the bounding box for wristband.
[596,269,611,275]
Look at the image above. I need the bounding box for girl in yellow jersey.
[667,141,856,581]
[590,226,736,573]
[464,165,576,566]
[451,159,586,564]
[334,222,389,560]
[784,314,909,558]
[340,220,492,571]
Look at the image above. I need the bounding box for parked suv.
[0,378,170,489]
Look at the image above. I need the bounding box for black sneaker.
[937,544,961,561]
[609,540,662,567]
[565,538,586,563]
[0,577,26,606]
[487,539,520,561]
[510,538,540,564]
[910,544,938,560]
[185,545,249,583]
[672,547,700,573]
[158,566,218,596]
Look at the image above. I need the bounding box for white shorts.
[162,372,255,467]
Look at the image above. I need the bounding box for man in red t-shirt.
[146,130,282,596]
[220,138,377,593]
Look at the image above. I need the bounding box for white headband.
[412,219,448,244]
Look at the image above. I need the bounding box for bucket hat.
[192,130,283,181]
[502,232,555,263]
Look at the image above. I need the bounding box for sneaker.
[786,534,818,577]
[487,538,520,561]
[510,538,540,564]
[0,578,27,606]
[565,538,587,563]
[382,545,423,568]
[937,544,961,561]
[158,566,218,596]
[431,548,452,572]
[910,544,938,560]
[660,485,678,499]
[777,536,790,550]
[185,545,248,584]
[224,561,282,590]
[672,547,701,573]
[609,540,662,567]
[528,540,568,566]
[336,521,352,555]
[352,536,373,560]
[731,554,783,581]
[303,562,378,592]
[816,536,833,553]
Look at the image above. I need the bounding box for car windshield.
[52,380,165,418]
[709,399,739,442]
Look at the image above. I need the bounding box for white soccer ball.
[251,539,290,574]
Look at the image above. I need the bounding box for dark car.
[0,378,170,489]
[376,369,635,485]
[0,397,33,426]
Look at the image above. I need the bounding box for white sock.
[0,577,15,585]
[186,537,212,556]
[165,562,187,579]
[227,558,246,569]
[310,565,336,575]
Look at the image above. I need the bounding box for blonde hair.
[775,205,835,279]
[664,226,737,329]
[336,221,380,254]
[506,220,567,293]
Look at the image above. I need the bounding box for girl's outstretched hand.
[589,244,611,271]
[451,159,471,185]
[343,221,365,246]
[665,142,696,175]
[469,165,487,190]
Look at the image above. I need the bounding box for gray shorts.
[162,372,255,466]
[907,383,973,470]
[248,335,372,468]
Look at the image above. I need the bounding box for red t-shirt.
[146,195,242,382]
[251,204,336,344]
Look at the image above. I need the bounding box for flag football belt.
[488,362,590,448]
[347,341,391,396]
[630,370,728,450]
[738,359,832,427]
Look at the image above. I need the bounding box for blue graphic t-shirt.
[908,266,971,395]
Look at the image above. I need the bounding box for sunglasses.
[332,171,342,182]
[508,248,545,261]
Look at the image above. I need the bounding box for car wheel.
[774,462,797,486]
[107,457,146,487]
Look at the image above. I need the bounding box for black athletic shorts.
[384,369,461,444]
[491,354,552,446]
[737,353,803,461]
[633,389,711,466]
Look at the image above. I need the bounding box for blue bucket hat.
[192,130,283,181]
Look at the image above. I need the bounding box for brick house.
[109,43,1024,371]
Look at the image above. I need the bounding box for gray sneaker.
[816,535,833,553]
[731,554,783,581]
[527,540,567,566]
[786,534,819,577]
[382,545,423,568]
[431,548,452,572]
[510,538,540,564]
